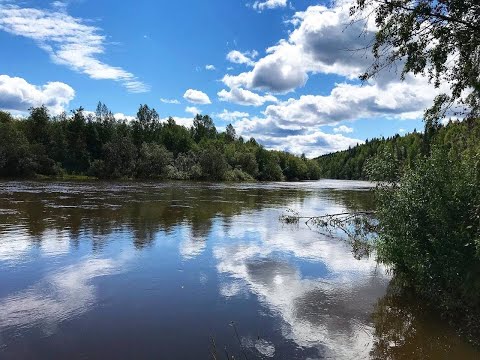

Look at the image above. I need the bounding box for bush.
[224,168,255,182]
[137,143,173,179]
[375,146,480,311]
[198,146,228,180]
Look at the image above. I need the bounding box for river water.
[0,181,477,359]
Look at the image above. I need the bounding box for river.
[0,181,477,359]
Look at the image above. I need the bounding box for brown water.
[0,181,477,359]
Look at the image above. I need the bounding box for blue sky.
[0,0,433,156]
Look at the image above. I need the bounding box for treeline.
[0,103,320,181]
[315,131,423,180]
[316,118,480,180]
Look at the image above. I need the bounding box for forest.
[0,103,321,182]
[316,118,480,181]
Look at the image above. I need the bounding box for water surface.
[0,181,477,359]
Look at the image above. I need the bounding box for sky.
[0,0,439,157]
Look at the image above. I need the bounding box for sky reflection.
[0,252,131,333]
[214,209,389,359]
[0,181,473,359]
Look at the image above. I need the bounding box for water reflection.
[0,181,477,359]
[370,278,480,359]
[0,253,130,331]
[214,215,389,359]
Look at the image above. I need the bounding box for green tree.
[191,115,217,143]
[0,121,33,177]
[137,143,173,179]
[95,134,137,179]
[225,123,237,142]
[198,145,228,180]
[352,0,480,120]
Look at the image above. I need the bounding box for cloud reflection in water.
[0,253,131,333]
[214,210,389,359]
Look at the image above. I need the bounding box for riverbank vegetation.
[316,118,479,180]
[0,105,320,181]
[318,0,480,344]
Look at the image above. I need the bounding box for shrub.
[375,146,480,311]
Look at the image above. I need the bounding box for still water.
[0,181,477,359]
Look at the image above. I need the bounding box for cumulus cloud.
[183,89,211,104]
[233,116,362,157]
[215,109,250,121]
[161,116,194,128]
[205,64,216,71]
[251,0,287,12]
[232,75,438,156]
[263,76,440,128]
[226,50,258,67]
[0,74,74,115]
[218,0,447,156]
[218,87,277,106]
[333,125,353,134]
[114,112,136,122]
[0,2,148,93]
[185,106,201,115]
[160,98,180,104]
[225,2,377,93]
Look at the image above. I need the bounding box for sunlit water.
[0,181,477,359]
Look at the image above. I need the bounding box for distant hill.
[315,118,480,180]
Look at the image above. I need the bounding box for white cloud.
[160,98,180,104]
[0,74,74,115]
[160,116,194,128]
[251,0,287,12]
[218,87,277,106]
[205,64,216,71]
[215,109,250,121]
[225,3,377,94]
[226,50,257,67]
[333,125,353,134]
[233,116,362,157]
[113,112,136,122]
[185,106,201,115]
[183,89,211,104]
[0,2,148,93]
[51,1,69,11]
[214,0,453,156]
[262,77,440,128]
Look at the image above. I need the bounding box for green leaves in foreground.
[375,146,480,311]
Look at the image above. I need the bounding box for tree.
[225,124,237,142]
[0,121,33,176]
[95,102,115,123]
[352,0,480,121]
[161,117,194,155]
[191,115,217,142]
[0,107,317,182]
[133,104,160,146]
[137,143,173,179]
[99,134,137,179]
[257,149,284,181]
[26,106,50,146]
[65,108,89,173]
[198,146,228,180]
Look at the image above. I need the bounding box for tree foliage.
[0,104,320,182]
[352,0,480,120]
[375,143,480,320]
